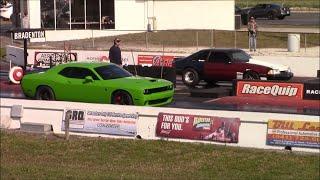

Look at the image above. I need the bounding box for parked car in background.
[0,2,13,20]
[21,62,174,106]
[173,48,293,87]
[242,3,290,20]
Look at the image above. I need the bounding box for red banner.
[156,113,241,143]
[236,81,304,99]
[137,55,175,67]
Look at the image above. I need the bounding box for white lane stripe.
[203,98,222,103]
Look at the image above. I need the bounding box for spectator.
[109,38,122,66]
[22,11,29,29]
[248,16,258,52]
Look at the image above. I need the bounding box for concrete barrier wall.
[1,98,318,153]
[6,46,319,77]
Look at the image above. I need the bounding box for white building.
[13,0,235,41]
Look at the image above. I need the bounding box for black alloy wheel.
[112,91,133,105]
[35,86,55,100]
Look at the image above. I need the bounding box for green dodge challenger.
[21,62,174,106]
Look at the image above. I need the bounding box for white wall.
[115,0,146,30]
[27,0,235,41]
[1,98,318,153]
[6,46,319,77]
[29,0,41,28]
[153,0,235,30]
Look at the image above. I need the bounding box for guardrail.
[1,98,319,153]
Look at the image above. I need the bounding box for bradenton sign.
[12,28,46,40]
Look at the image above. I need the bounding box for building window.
[101,0,115,29]
[56,0,70,29]
[86,0,99,29]
[40,0,115,30]
[41,0,55,29]
[71,0,85,29]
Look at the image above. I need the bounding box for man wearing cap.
[109,38,122,65]
[247,16,258,52]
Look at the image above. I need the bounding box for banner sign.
[62,109,138,136]
[13,29,46,40]
[303,82,320,100]
[267,120,320,148]
[236,81,304,99]
[34,51,77,67]
[156,113,241,143]
[138,55,175,67]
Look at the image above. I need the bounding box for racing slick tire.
[182,68,200,87]
[35,86,56,100]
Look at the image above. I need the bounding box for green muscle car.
[21,62,174,106]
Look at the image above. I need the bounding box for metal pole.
[69,0,71,30]
[196,31,199,50]
[54,0,56,30]
[92,30,94,48]
[145,32,148,49]
[210,29,213,48]
[99,0,101,30]
[65,115,69,141]
[84,0,87,29]
[234,30,237,48]
[213,29,216,47]
[304,34,307,53]
[23,39,27,71]
[161,43,164,79]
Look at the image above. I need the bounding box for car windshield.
[94,64,132,80]
[231,50,251,62]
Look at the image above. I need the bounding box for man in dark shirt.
[109,38,122,65]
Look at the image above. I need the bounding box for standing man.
[248,16,258,52]
[109,38,122,66]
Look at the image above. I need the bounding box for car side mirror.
[84,76,94,83]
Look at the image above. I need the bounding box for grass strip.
[1,130,319,179]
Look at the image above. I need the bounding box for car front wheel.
[111,91,133,105]
[182,68,200,87]
[35,86,55,100]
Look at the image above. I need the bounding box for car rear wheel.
[278,16,285,20]
[35,86,55,100]
[267,12,275,20]
[243,72,260,80]
[182,68,200,87]
[112,91,133,105]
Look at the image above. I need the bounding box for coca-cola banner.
[156,113,241,143]
[138,55,175,67]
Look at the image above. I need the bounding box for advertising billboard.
[62,109,138,136]
[156,113,241,143]
[267,119,320,148]
[34,51,77,67]
[138,55,175,67]
[236,81,304,99]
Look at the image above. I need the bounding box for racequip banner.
[138,55,175,67]
[303,82,320,100]
[236,81,304,99]
[156,113,241,143]
[267,119,320,148]
[61,109,138,136]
